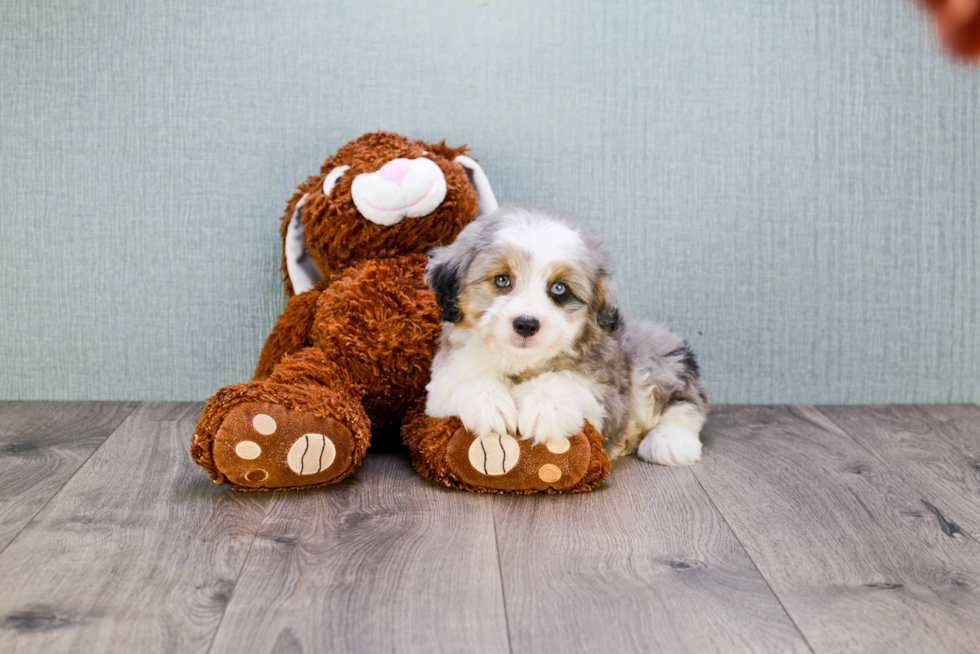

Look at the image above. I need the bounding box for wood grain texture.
[209,453,509,654]
[818,404,980,539]
[3,402,979,653]
[0,401,137,553]
[0,402,272,653]
[694,405,980,653]
[492,456,811,653]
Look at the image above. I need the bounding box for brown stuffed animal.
[190,131,610,493]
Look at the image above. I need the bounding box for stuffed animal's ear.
[455,155,499,216]
[284,194,323,295]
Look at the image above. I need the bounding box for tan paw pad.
[252,413,277,435]
[545,437,570,454]
[468,433,521,476]
[287,434,336,475]
[538,463,562,483]
[235,440,262,459]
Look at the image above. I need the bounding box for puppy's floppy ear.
[426,215,489,323]
[598,304,622,333]
[426,232,479,323]
[593,274,621,333]
[426,250,464,323]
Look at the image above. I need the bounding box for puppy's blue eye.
[494,274,510,288]
[550,281,567,296]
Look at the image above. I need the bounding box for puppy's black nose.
[512,315,540,338]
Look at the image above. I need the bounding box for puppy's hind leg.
[619,321,709,466]
[636,402,705,466]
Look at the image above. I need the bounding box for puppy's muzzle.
[512,315,540,338]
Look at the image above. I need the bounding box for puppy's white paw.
[638,424,702,466]
[512,382,585,447]
[457,383,519,438]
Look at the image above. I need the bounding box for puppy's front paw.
[513,383,585,447]
[457,383,519,438]
[638,424,702,466]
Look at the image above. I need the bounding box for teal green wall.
[1,0,977,402]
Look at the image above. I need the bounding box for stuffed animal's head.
[281,131,498,295]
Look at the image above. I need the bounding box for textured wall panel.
[1,0,977,402]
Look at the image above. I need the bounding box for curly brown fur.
[254,281,327,379]
[192,132,481,490]
[279,132,479,295]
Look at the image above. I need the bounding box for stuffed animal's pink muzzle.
[351,157,447,226]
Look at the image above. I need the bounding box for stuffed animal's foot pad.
[447,429,591,492]
[467,433,521,475]
[212,402,354,489]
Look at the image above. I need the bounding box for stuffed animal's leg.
[401,406,611,494]
[191,347,371,491]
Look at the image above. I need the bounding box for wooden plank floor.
[0,403,977,653]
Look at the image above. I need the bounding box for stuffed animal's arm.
[253,286,324,380]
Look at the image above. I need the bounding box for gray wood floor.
[0,403,978,653]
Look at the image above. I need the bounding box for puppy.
[424,206,708,465]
